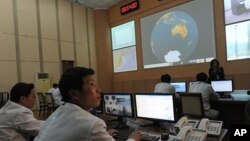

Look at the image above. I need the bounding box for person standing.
[208,59,225,83]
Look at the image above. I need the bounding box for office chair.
[37,92,46,117]
[179,93,204,119]
[45,92,56,117]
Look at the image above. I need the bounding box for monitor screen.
[211,80,233,92]
[171,82,187,93]
[135,93,176,122]
[103,93,134,118]
[180,93,204,118]
[141,0,215,69]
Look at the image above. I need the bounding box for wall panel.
[58,0,73,41]
[43,62,60,84]
[0,0,14,34]
[42,39,59,62]
[61,41,74,60]
[20,62,40,82]
[17,0,38,36]
[40,0,57,39]
[0,34,16,60]
[0,61,18,91]
[19,36,39,61]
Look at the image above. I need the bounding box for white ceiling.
[69,0,123,9]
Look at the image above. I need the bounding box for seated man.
[0,82,44,141]
[154,74,175,93]
[51,88,63,106]
[189,72,219,119]
[48,83,59,94]
[34,67,141,141]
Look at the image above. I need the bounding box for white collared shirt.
[0,101,44,141]
[154,82,176,93]
[34,103,134,141]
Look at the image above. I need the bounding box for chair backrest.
[0,92,10,103]
[179,93,204,118]
[37,92,45,103]
[45,93,54,104]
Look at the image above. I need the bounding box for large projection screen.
[141,0,216,69]
[111,21,138,73]
[224,0,250,61]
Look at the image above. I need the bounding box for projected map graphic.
[151,11,198,64]
[113,46,137,73]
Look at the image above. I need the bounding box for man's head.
[161,74,171,83]
[10,82,36,109]
[52,83,59,88]
[59,67,101,110]
[196,72,208,83]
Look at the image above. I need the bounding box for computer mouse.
[161,132,169,141]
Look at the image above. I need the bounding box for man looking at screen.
[34,67,141,141]
[189,72,219,119]
[154,74,175,93]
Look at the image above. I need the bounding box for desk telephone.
[174,117,223,141]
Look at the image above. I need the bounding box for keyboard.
[141,134,159,141]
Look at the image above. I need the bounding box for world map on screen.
[151,11,198,63]
[113,46,137,73]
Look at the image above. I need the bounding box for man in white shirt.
[189,72,219,119]
[50,88,63,106]
[154,74,175,93]
[48,83,58,94]
[34,67,141,141]
[0,82,44,141]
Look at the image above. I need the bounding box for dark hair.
[10,82,34,102]
[52,83,59,88]
[161,74,171,83]
[210,59,219,68]
[196,72,208,82]
[59,67,95,102]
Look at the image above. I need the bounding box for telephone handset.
[198,118,210,130]
[197,118,223,136]
[175,116,188,128]
[176,126,192,141]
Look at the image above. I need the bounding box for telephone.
[175,117,188,128]
[175,126,192,141]
[175,117,199,128]
[175,126,207,141]
[198,118,223,136]
[198,118,209,130]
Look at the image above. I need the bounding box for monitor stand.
[107,116,129,130]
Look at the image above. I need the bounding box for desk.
[115,121,228,141]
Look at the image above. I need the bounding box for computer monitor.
[211,80,233,92]
[188,81,196,87]
[171,82,187,93]
[179,93,204,118]
[103,92,134,118]
[134,93,176,122]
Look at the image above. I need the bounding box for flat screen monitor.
[141,0,215,69]
[211,80,233,92]
[171,82,187,93]
[134,93,176,122]
[103,93,134,118]
[188,81,196,87]
[180,93,204,118]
